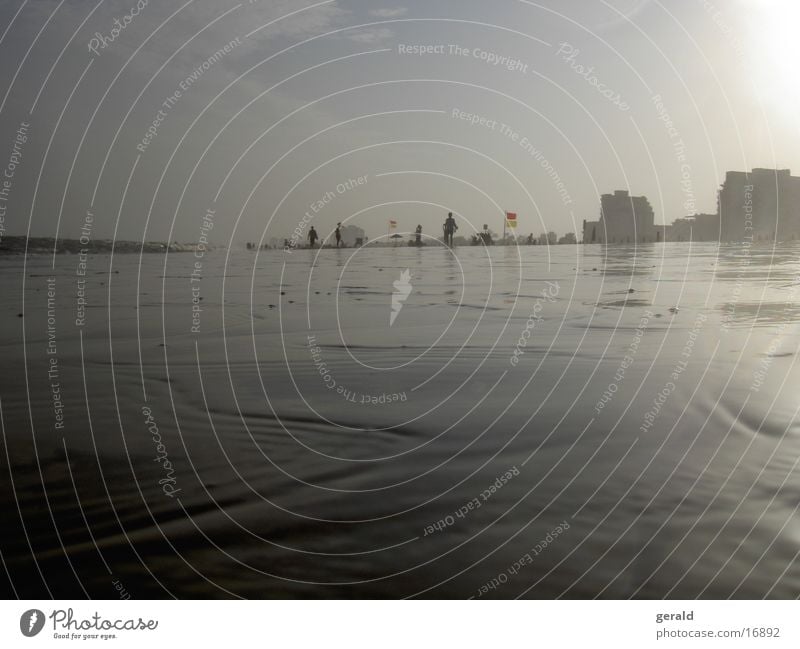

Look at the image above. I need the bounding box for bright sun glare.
[747,0,800,116]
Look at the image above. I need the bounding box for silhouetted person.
[335,223,342,247]
[443,212,458,246]
[308,226,318,248]
[527,233,534,245]
[415,224,422,245]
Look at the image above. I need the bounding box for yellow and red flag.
[389,219,397,229]
[505,212,517,228]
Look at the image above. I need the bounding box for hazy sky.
[1,0,798,244]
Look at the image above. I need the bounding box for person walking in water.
[415,224,422,246]
[308,226,318,248]
[334,223,342,247]
[443,212,458,246]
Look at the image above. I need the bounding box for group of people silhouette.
[306,222,343,248]
[306,213,459,248]
[412,213,458,246]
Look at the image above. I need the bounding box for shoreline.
[0,235,210,255]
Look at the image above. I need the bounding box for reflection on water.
[1,242,800,598]
[718,302,800,328]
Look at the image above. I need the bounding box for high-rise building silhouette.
[718,169,800,242]
[582,190,656,244]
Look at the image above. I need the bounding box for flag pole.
[503,212,506,243]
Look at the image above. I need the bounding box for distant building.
[660,213,719,242]
[580,170,800,245]
[558,232,577,244]
[582,190,656,243]
[718,169,800,242]
[339,224,365,246]
[537,231,557,245]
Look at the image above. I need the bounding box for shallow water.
[1,242,800,598]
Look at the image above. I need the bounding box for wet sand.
[1,242,799,598]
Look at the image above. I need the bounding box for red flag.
[505,212,517,228]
